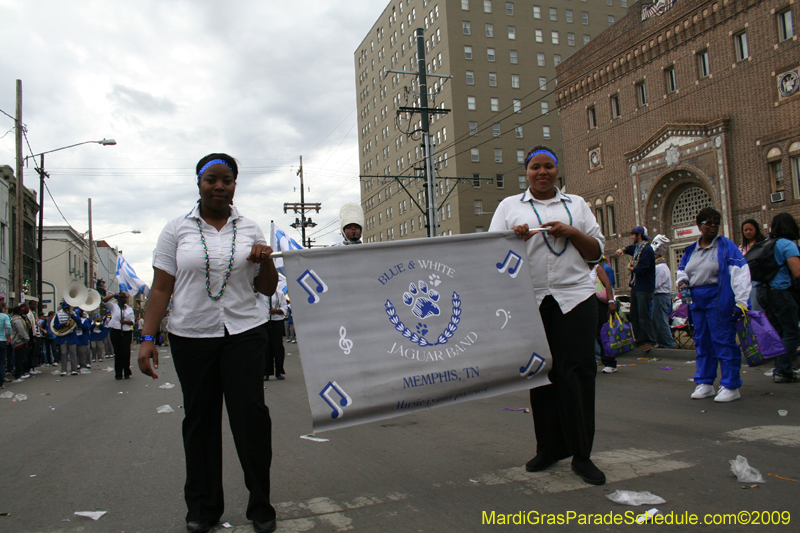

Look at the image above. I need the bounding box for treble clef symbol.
[339,326,353,355]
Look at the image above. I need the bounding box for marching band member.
[90,313,108,363]
[53,301,82,376]
[102,292,135,379]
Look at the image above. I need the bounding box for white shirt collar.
[520,187,572,204]
[184,202,243,223]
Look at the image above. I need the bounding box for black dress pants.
[264,320,285,377]
[110,329,132,378]
[531,295,598,460]
[170,326,275,524]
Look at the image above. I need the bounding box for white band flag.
[270,222,304,278]
[116,254,150,296]
[282,232,552,433]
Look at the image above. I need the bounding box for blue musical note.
[519,352,546,378]
[496,250,523,279]
[319,381,353,419]
[297,269,328,304]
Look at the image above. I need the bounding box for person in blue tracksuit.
[89,313,109,363]
[677,207,751,403]
[74,308,92,370]
[53,301,82,376]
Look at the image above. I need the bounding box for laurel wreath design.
[385,292,461,346]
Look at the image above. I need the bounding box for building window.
[515,124,523,138]
[491,97,499,111]
[508,26,516,39]
[549,7,557,21]
[496,174,505,188]
[583,34,591,45]
[484,0,492,13]
[475,226,485,233]
[447,203,451,218]
[568,33,575,46]
[471,148,480,162]
[469,121,478,135]
[607,204,616,235]
[509,50,518,63]
[553,54,561,66]
[487,48,496,61]
[517,149,525,163]
[511,74,520,88]
[535,29,543,43]
[506,2,514,15]
[494,148,503,163]
[467,96,476,110]
[533,6,541,19]
[489,72,497,86]
[582,11,589,24]
[566,9,573,23]
[473,173,481,187]
[608,15,615,26]
[539,76,547,91]
[537,52,545,66]
[665,66,677,93]
[621,0,628,6]
[465,70,475,85]
[595,207,605,236]
[463,21,471,35]
[610,94,621,118]
[519,175,527,189]
[734,31,749,61]
[513,99,521,113]
[697,49,710,78]
[551,30,559,44]
[492,123,501,136]
[636,81,647,107]
[541,101,549,114]
[485,23,494,37]
[543,126,551,139]
[778,8,795,41]
[464,45,473,59]
[474,200,483,214]
[792,151,800,199]
[771,161,785,192]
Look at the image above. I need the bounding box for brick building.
[556,0,799,287]
[355,0,629,242]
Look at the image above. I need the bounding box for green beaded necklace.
[196,218,237,300]
[528,198,572,256]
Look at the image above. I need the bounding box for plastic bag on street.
[0,391,13,399]
[730,455,765,483]
[606,490,667,506]
[156,404,174,414]
[14,394,27,402]
[158,382,175,389]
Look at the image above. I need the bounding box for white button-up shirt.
[152,204,268,338]
[106,300,135,331]
[489,188,604,313]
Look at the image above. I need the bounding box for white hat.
[339,202,365,237]
[650,234,670,256]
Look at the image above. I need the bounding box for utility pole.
[415,28,438,238]
[14,79,24,304]
[284,156,320,248]
[37,154,46,302]
[88,198,94,288]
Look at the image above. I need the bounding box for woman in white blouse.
[139,154,279,533]
[489,146,606,486]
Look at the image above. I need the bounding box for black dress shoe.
[253,519,277,533]
[275,374,285,380]
[571,457,606,485]
[186,520,212,533]
[525,454,557,472]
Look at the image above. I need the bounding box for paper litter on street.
[74,511,107,520]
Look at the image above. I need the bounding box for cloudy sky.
[0,0,382,284]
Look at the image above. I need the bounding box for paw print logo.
[416,323,428,335]
[403,280,441,320]
[429,274,441,287]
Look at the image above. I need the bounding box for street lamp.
[22,139,116,305]
[95,229,141,240]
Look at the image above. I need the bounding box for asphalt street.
[1,343,799,533]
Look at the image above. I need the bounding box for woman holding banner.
[138,153,279,533]
[489,145,606,486]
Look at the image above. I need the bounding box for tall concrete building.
[356,0,630,243]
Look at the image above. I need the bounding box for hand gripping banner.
[282,231,551,433]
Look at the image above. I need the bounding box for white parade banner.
[282,231,552,433]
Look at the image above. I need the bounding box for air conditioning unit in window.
[770,191,786,203]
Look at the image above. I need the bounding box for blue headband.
[525,150,558,168]
[197,159,233,183]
